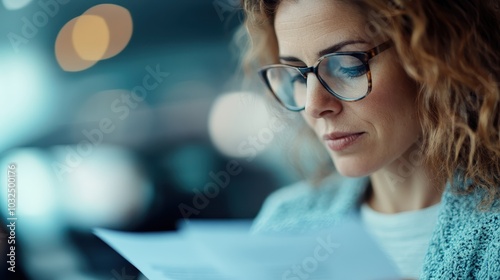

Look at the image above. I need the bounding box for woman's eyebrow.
[279,56,303,63]
[279,39,368,63]
[318,40,368,57]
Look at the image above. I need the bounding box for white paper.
[94,229,232,279]
[95,220,401,280]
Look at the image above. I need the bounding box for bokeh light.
[208,92,271,158]
[53,145,153,229]
[55,17,98,72]
[0,51,55,152]
[84,4,133,60]
[55,4,132,72]
[0,149,59,219]
[72,14,110,61]
[2,0,32,10]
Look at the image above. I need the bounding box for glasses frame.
[258,41,392,111]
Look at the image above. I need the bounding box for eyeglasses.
[258,41,392,111]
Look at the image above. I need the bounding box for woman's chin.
[332,159,377,178]
[335,168,370,178]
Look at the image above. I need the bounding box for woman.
[241,0,500,278]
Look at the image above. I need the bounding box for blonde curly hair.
[240,0,500,208]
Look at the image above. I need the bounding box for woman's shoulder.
[422,183,500,278]
[251,174,369,233]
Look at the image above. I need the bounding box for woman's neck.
[367,146,444,214]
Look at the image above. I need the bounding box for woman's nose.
[303,74,343,118]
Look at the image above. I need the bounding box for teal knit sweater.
[251,175,500,279]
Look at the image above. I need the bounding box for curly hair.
[241,0,500,208]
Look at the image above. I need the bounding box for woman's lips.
[323,132,365,152]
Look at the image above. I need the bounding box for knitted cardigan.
[251,175,500,279]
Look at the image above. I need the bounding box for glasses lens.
[318,54,369,100]
[265,66,306,110]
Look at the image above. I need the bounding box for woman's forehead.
[274,0,371,61]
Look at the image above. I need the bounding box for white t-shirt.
[360,202,441,279]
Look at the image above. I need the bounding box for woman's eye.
[322,56,366,79]
[338,65,366,78]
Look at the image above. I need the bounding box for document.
[95,220,401,280]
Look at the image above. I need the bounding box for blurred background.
[0,0,301,279]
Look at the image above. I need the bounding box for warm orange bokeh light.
[72,14,110,62]
[55,4,132,72]
[55,17,98,72]
[84,4,133,60]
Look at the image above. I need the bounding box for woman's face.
[274,0,421,177]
